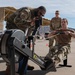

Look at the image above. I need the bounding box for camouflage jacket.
[6,7,35,31]
[50,17,61,31]
[56,32,71,45]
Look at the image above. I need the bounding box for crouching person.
[45,18,75,65]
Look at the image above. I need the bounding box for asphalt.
[0,38,75,75]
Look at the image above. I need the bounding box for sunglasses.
[55,13,59,14]
[39,12,44,16]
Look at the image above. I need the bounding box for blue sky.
[0,0,75,28]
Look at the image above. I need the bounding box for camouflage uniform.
[45,17,61,60]
[49,17,61,48]
[6,7,36,36]
[46,31,71,64]
[50,17,61,30]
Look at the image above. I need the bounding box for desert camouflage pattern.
[6,7,35,34]
[46,32,71,64]
[46,44,71,64]
[50,17,61,30]
[49,17,61,48]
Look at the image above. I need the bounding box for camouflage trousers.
[49,38,55,48]
[45,44,71,64]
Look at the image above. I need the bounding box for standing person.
[45,10,61,59]
[45,18,75,64]
[6,6,46,36]
[5,6,46,75]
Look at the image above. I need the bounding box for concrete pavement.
[0,38,75,75]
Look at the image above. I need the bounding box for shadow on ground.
[0,71,5,75]
[0,69,56,75]
[27,69,56,75]
[0,63,56,75]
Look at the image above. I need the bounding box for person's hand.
[51,30,57,35]
[30,18,36,26]
[48,30,57,37]
[30,21,35,26]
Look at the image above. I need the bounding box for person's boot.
[44,56,51,61]
[27,65,34,70]
[6,65,20,75]
[5,65,10,75]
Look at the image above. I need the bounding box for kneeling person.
[45,18,75,64]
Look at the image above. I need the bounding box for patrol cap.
[38,6,46,12]
[55,10,59,14]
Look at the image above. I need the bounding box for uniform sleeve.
[50,19,53,31]
[14,8,31,25]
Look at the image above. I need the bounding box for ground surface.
[0,38,75,75]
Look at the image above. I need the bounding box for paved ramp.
[0,39,75,75]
